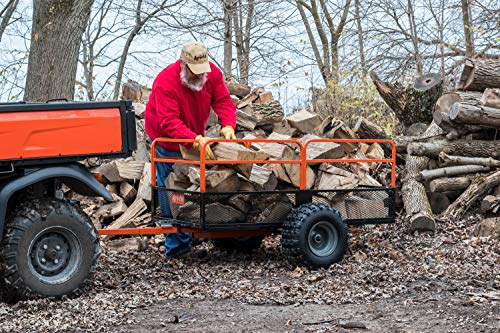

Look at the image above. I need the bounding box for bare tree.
[295,0,351,85]
[222,0,235,80]
[0,0,20,42]
[25,0,94,101]
[354,0,366,79]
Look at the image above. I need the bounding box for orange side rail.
[98,137,396,236]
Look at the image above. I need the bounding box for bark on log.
[416,165,490,182]
[457,58,500,91]
[480,195,500,213]
[370,71,443,127]
[408,140,500,159]
[429,175,475,192]
[442,169,500,218]
[449,103,500,128]
[481,88,500,108]
[402,121,443,231]
[438,152,500,168]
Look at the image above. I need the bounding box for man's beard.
[180,67,208,91]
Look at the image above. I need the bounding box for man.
[145,41,237,258]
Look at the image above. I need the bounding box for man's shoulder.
[208,61,223,76]
[154,61,181,89]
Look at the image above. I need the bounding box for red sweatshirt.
[145,59,236,151]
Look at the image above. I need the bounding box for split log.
[119,181,137,204]
[443,169,500,218]
[133,119,151,162]
[272,119,299,137]
[438,152,500,168]
[248,165,277,190]
[429,175,475,192]
[256,91,273,103]
[187,166,240,192]
[237,87,265,109]
[457,58,500,91]
[250,132,291,159]
[96,162,124,183]
[107,198,147,229]
[480,195,500,213]
[449,103,500,128]
[136,162,152,202]
[225,81,251,98]
[236,109,258,130]
[116,160,146,180]
[299,134,344,162]
[212,142,269,178]
[416,165,490,182]
[323,119,358,153]
[402,121,443,231]
[409,140,500,159]
[286,109,322,134]
[105,237,146,253]
[370,71,443,127]
[96,196,128,219]
[481,88,500,108]
[353,117,392,157]
[432,109,482,140]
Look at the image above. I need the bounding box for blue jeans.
[153,142,191,257]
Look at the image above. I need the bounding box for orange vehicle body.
[0,108,123,161]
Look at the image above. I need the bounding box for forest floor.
[0,216,498,332]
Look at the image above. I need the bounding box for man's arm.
[210,68,237,129]
[155,85,198,140]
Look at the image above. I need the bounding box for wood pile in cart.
[371,57,500,231]
[69,79,394,232]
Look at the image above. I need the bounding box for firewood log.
[457,58,500,91]
[449,103,500,129]
[443,169,500,218]
[409,140,500,159]
[416,165,490,182]
[481,88,500,108]
[438,152,500,168]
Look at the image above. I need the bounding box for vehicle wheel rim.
[29,227,82,285]
[308,221,338,257]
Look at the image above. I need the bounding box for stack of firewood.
[74,80,393,230]
[165,81,392,225]
[373,58,500,231]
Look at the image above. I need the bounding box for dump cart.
[0,100,136,300]
[101,137,397,269]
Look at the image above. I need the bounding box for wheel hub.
[308,221,339,257]
[28,227,81,284]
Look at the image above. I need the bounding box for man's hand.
[193,135,216,160]
[220,125,236,140]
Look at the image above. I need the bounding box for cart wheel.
[212,236,263,253]
[281,203,348,269]
[0,198,100,300]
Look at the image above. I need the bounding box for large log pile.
[167,84,392,225]
[373,58,500,231]
[70,80,394,231]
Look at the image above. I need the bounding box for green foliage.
[312,70,397,135]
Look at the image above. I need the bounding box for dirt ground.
[113,291,499,333]
[0,216,498,332]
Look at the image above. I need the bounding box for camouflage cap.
[180,41,211,74]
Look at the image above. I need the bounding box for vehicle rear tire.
[281,203,348,269]
[0,198,100,300]
[212,236,264,253]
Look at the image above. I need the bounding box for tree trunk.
[222,0,234,80]
[442,169,500,218]
[408,140,500,159]
[24,0,93,101]
[449,103,500,128]
[460,0,475,58]
[457,58,500,91]
[402,121,443,231]
[354,0,366,79]
[0,0,19,43]
[429,176,475,192]
[370,71,443,127]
